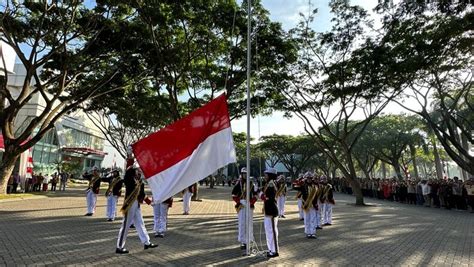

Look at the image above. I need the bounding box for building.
[3,63,108,178]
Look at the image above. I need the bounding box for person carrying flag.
[116,165,157,254]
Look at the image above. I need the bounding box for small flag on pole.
[132,94,237,203]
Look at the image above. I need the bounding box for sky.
[230,0,407,138]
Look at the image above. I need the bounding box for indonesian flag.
[132,94,237,203]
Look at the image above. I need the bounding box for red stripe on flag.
[132,94,231,178]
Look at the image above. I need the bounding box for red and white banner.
[26,148,33,178]
[132,94,236,203]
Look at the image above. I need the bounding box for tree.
[0,1,136,194]
[258,134,319,179]
[373,1,473,175]
[366,115,423,180]
[282,0,403,205]
[85,84,173,160]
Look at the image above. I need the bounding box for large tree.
[0,1,136,194]
[258,134,319,179]
[373,1,473,175]
[365,115,423,180]
[282,0,404,205]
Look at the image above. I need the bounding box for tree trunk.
[460,133,473,179]
[0,152,20,195]
[349,177,365,205]
[392,161,404,180]
[409,144,419,179]
[381,162,387,179]
[209,175,215,189]
[432,139,443,180]
[191,182,200,201]
[362,168,371,180]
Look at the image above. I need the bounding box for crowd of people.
[6,172,71,194]
[330,176,474,213]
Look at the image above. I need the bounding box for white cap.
[264,168,277,175]
[240,167,247,173]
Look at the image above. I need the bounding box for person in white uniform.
[182,185,194,215]
[259,168,280,258]
[116,166,157,254]
[105,170,123,221]
[276,175,287,218]
[84,167,101,216]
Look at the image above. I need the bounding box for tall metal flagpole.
[245,0,252,257]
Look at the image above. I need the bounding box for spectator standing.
[452,177,465,210]
[59,172,68,191]
[407,181,416,204]
[421,180,431,207]
[464,178,474,213]
[42,174,49,192]
[12,172,20,193]
[51,173,58,191]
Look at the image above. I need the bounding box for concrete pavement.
[0,185,472,266]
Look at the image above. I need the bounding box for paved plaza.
[0,185,473,266]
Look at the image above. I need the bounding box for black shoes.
[84,213,93,216]
[316,226,323,230]
[240,243,246,250]
[278,215,286,218]
[266,252,279,258]
[107,218,113,222]
[116,248,129,254]
[306,234,317,239]
[155,233,164,238]
[129,224,135,229]
[144,243,158,250]
[324,223,332,226]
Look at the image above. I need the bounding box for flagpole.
[245,0,252,257]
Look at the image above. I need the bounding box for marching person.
[153,197,173,237]
[313,176,323,230]
[302,172,319,239]
[320,176,335,226]
[105,170,123,221]
[276,175,287,218]
[294,174,305,221]
[182,185,194,215]
[259,168,279,258]
[231,167,257,250]
[116,165,157,254]
[84,167,101,216]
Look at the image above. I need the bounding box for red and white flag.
[132,94,237,203]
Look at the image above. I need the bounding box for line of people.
[331,176,474,213]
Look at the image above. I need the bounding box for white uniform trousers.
[304,207,317,235]
[297,198,304,219]
[106,195,119,220]
[237,200,254,244]
[153,203,169,233]
[116,200,151,249]
[264,216,279,254]
[316,206,322,228]
[86,190,97,214]
[183,191,193,213]
[277,196,286,216]
[322,203,333,224]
